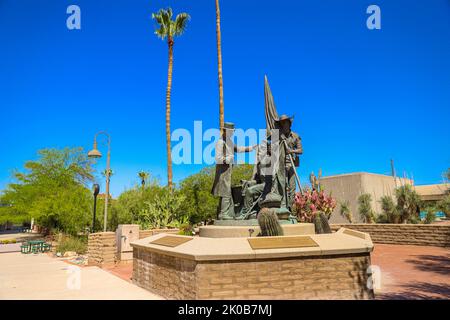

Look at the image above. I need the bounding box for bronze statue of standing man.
[211,122,256,220]
[276,115,303,210]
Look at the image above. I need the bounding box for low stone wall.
[87,232,116,266]
[331,224,450,247]
[139,228,179,239]
[132,249,373,300]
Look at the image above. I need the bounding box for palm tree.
[102,169,114,178]
[152,8,190,190]
[215,0,225,132]
[138,171,149,188]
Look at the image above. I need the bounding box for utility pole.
[390,159,397,188]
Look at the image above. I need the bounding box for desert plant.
[358,194,375,223]
[339,200,353,223]
[380,195,399,223]
[138,187,186,229]
[257,208,284,237]
[424,209,436,224]
[395,185,421,223]
[56,234,87,254]
[436,195,450,218]
[314,211,332,234]
[293,188,336,222]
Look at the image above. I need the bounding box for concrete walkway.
[0,252,162,300]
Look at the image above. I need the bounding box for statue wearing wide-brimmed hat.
[211,122,256,220]
[275,114,303,209]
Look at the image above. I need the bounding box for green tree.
[179,167,217,224]
[0,148,94,234]
[152,8,190,190]
[179,164,254,224]
[358,194,375,223]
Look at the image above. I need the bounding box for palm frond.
[151,7,189,40]
[174,13,190,36]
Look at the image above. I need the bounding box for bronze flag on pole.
[264,75,279,136]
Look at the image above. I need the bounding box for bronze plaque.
[248,236,319,250]
[343,229,366,240]
[150,236,193,247]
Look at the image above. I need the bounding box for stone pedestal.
[116,224,140,261]
[131,228,375,300]
[199,223,315,238]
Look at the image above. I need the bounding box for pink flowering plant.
[293,188,337,222]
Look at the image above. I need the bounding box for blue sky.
[1,0,449,196]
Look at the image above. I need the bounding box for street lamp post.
[88,131,111,232]
[92,184,100,232]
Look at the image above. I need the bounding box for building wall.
[320,173,411,223]
[132,248,374,300]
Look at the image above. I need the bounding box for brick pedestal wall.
[88,232,116,266]
[331,224,450,247]
[132,248,374,300]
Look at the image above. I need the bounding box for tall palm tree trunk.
[215,0,224,133]
[166,38,174,190]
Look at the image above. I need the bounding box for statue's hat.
[275,114,294,123]
[221,122,235,130]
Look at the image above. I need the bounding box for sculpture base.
[199,223,315,238]
[212,219,295,226]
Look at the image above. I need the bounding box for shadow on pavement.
[377,282,450,300]
[405,254,450,276]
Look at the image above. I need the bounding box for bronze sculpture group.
[211,77,303,221]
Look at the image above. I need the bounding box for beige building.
[320,172,412,223]
[415,184,449,205]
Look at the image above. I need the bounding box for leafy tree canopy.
[0,148,94,234]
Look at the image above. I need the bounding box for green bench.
[21,241,52,254]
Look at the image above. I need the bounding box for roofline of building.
[320,172,409,180]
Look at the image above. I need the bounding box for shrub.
[358,194,375,223]
[0,239,17,244]
[339,200,353,223]
[56,234,87,254]
[436,195,450,218]
[424,210,436,224]
[395,185,421,223]
[293,188,336,222]
[380,195,399,223]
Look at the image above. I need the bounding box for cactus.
[314,211,332,234]
[257,208,284,237]
[319,212,332,233]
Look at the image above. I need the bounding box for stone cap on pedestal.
[130,228,373,262]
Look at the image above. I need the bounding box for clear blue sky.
[1,0,449,196]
